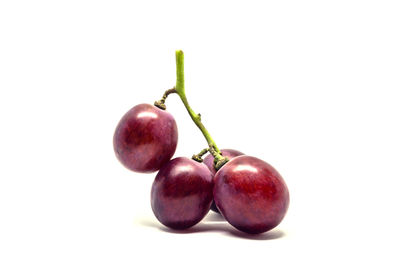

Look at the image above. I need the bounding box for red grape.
[113,103,178,173]
[213,155,289,234]
[151,157,213,229]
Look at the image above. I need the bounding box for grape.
[113,103,178,173]
[213,155,289,234]
[203,149,244,213]
[151,157,213,229]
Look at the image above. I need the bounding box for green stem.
[174,50,225,164]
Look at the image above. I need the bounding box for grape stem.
[174,50,228,169]
[192,148,209,162]
[154,88,177,110]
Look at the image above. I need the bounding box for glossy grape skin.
[203,149,244,213]
[213,156,289,234]
[113,103,178,173]
[151,157,213,230]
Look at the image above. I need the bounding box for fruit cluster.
[113,51,289,234]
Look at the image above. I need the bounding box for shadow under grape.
[137,214,286,240]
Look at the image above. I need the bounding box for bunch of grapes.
[113,51,289,234]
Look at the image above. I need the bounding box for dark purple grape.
[213,155,289,234]
[151,157,213,230]
[113,103,178,173]
[203,149,244,213]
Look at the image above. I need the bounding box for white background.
[1,0,399,264]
